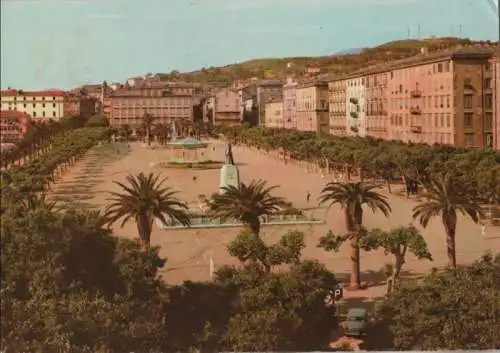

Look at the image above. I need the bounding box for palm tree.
[412,175,483,268]
[319,181,392,288]
[104,172,190,251]
[142,113,156,145]
[207,179,287,235]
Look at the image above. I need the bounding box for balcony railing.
[350,111,359,119]
[410,125,422,133]
[409,106,422,115]
[410,89,422,98]
[349,97,359,105]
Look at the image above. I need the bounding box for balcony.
[349,97,359,105]
[350,111,359,119]
[410,89,422,98]
[410,125,422,133]
[409,106,421,115]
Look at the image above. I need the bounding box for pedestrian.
[193,175,197,182]
[481,223,486,237]
[306,191,311,203]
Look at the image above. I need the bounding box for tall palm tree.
[104,172,190,251]
[319,181,392,288]
[142,113,156,146]
[207,179,287,235]
[412,175,483,268]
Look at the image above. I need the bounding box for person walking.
[306,191,311,203]
[481,223,486,237]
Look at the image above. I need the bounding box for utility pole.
[458,24,463,38]
[407,25,410,39]
[418,24,421,38]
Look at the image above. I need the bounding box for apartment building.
[107,81,202,132]
[0,110,31,145]
[325,47,496,148]
[256,80,283,125]
[364,70,390,139]
[212,88,240,125]
[0,89,66,120]
[328,77,348,136]
[64,93,98,117]
[296,81,329,133]
[345,77,366,137]
[240,85,258,125]
[264,99,284,128]
[283,77,298,129]
[493,51,500,150]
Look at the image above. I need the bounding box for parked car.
[345,308,367,337]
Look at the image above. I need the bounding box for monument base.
[219,164,240,194]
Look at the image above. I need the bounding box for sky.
[0,0,498,90]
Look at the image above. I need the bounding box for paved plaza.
[50,141,500,297]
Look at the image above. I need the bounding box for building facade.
[492,52,500,150]
[325,47,496,148]
[213,88,240,125]
[328,77,348,136]
[264,100,284,128]
[0,110,31,145]
[107,82,202,132]
[363,71,389,139]
[256,80,283,125]
[283,77,298,129]
[346,77,366,137]
[0,89,66,121]
[296,81,329,133]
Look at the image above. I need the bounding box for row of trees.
[217,125,500,203]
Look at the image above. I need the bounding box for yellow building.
[0,89,66,121]
[264,100,284,128]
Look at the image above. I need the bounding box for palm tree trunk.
[344,209,361,289]
[136,215,152,251]
[443,212,457,268]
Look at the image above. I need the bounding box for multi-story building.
[326,47,496,148]
[328,76,348,136]
[0,110,31,145]
[212,88,240,125]
[283,77,298,129]
[296,81,329,133]
[346,76,366,137]
[107,81,203,133]
[0,89,66,121]
[64,93,98,117]
[240,85,258,125]
[363,70,390,139]
[264,99,284,128]
[256,80,283,125]
[493,51,500,150]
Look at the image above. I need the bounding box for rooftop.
[1,89,66,97]
[0,110,32,120]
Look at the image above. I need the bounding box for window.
[485,112,493,129]
[464,112,473,127]
[484,78,492,89]
[465,133,474,146]
[42,103,46,108]
[446,114,451,127]
[445,61,451,72]
[446,96,450,108]
[53,111,56,117]
[464,94,473,109]
[33,112,37,117]
[42,111,46,117]
[437,63,443,73]
[464,78,472,88]
[23,103,26,108]
[440,114,444,127]
[52,103,56,108]
[485,94,493,109]
[434,96,438,108]
[399,84,403,93]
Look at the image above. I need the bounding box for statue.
[219,141,240,194]
[225,142,235,165]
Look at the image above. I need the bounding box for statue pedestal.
[219,164,240,194]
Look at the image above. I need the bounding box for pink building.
[327,47,495,148]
